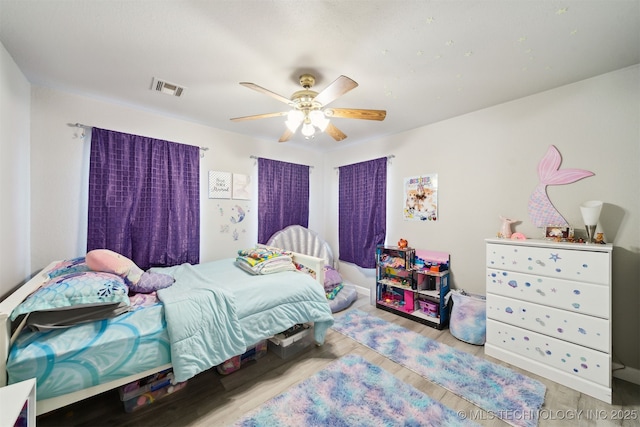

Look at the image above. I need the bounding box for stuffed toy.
[86,249,144,285]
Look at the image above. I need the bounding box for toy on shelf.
[397,238,408,248]
[413,255,449,273]
[379,254,407,268]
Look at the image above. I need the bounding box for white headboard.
[266,225,335,268]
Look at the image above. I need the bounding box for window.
[257,158,309,244]
[87,128,200,269]
[338,157,387,268]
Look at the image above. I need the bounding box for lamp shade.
[580,200,603,226]
[309,110,330,131]
[285,110,304,132]
[301,123,315,138]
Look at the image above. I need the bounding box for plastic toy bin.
[268,324,314,359]
[217,340,268,375]
[119,369,187,412]
[418,300,439,317]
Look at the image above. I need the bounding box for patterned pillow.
[10,271,130,321]
[129,272,175,294]
[46,257,91,279]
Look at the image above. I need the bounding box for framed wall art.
[208,171,232,199]
[404,174,438,221]
[545,226,571,239]
[232,173,251,200]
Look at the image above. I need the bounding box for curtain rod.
[249,155,314,169]
[333,154,395,170]
[73,123,209,153]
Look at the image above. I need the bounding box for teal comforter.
[154,259,334,382]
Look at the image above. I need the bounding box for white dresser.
[485,238,613,403]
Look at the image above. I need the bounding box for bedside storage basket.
[449,290,486,345]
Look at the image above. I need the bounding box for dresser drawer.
[487,319,610,387]
[487,294,609,352]
[486,242,610,285]
[486,268,609,318]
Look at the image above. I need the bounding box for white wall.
[0,42,31,298]
[28,87,326,269]
[324,65,639,374]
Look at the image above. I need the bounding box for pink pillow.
[86,249,144,285]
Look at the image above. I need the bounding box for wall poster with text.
[404,174,438,221]
[209,171,232,199]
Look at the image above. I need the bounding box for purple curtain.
[338,157,387,268]
[87,128,200,270]
[258,158,309,244]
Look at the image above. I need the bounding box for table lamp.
[580,200,603,243]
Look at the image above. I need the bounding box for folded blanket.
[237,247,291,265]
[235,247,296,275]
[235,255,296,275]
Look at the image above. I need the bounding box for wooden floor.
[37,297,640,427]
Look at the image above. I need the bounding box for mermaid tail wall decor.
[528,145,594,227]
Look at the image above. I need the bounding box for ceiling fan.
[230,74,386,142]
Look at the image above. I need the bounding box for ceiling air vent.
[151,78,185,97]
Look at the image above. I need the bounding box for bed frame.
[0,251,325,415]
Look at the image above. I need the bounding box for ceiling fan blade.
[279,128,293,143]
[325,108,386,121]
[239,82,293,105]
[313,75,358,107]
[230,111,288,122]
[325,123,347,141]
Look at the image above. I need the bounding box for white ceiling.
[1,0,638,151]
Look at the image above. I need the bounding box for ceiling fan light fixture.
[285,119,301,132]
[285,109,304,132]
[287,109,304,122]
[301,123,315,138]
[309,110,330,131]
[232,74,386,143]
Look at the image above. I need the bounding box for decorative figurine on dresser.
[484,237,613,403]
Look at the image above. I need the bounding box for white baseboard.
[613,364,640,386]
[353,284,370,297]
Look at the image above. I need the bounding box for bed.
[266,225,358,313]
[0,249,333,415]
